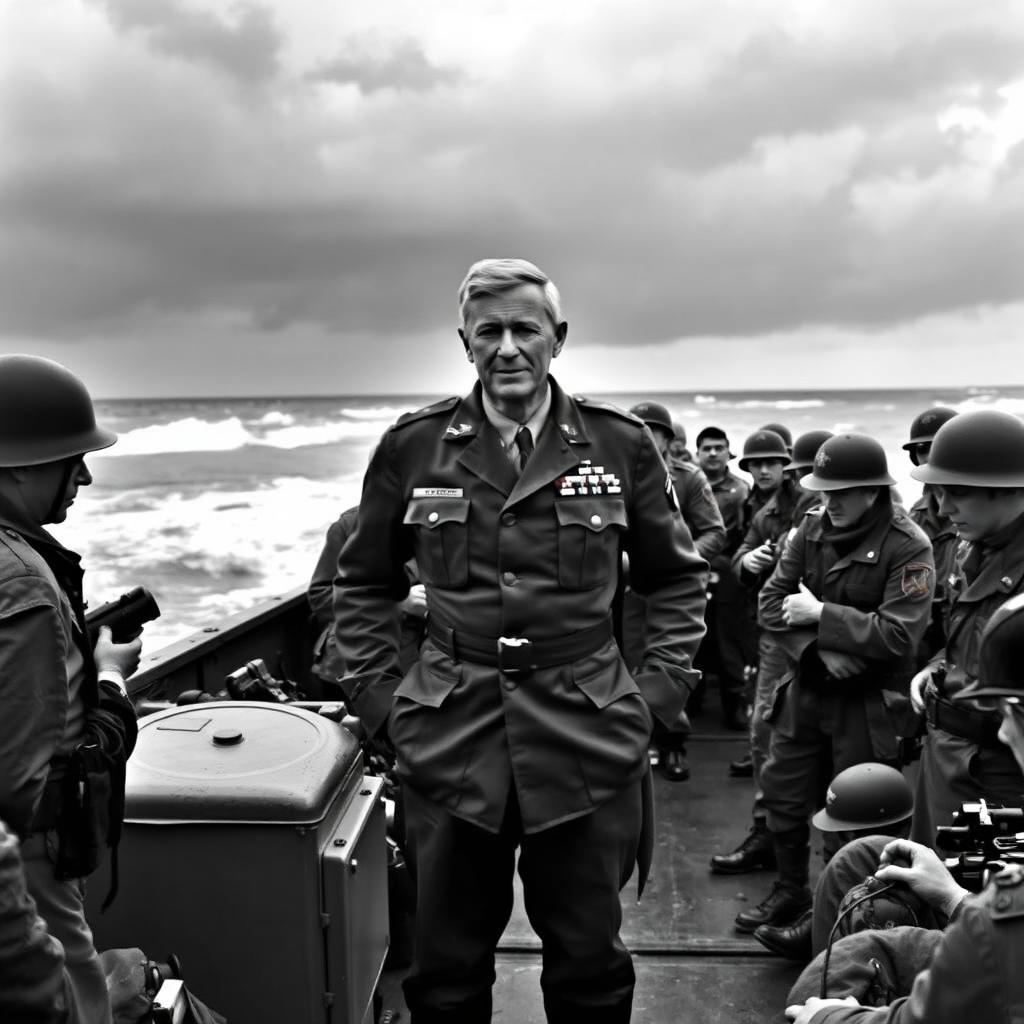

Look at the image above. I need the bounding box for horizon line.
[92,382,1022,403]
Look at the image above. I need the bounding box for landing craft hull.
[117,588,803,1023]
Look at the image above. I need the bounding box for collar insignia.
[445,422,473,438]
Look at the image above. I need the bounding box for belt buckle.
[498,636,534,674]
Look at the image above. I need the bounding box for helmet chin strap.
[45,457,79,523]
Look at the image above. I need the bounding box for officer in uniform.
[903,407,959,656]
[0,355,141,1024]
[622,402,725,781]
[736,433,934,934]
[695,425,755,727]
[785,592,1024,1023]
[907,409,1024,845]
[333,259,708,1023]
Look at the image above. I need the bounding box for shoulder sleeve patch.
[901,562,933,598]
[393,396,460,429]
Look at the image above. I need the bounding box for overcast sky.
[2,0,1023,398]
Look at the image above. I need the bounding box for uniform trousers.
[808,836,943,958]
[749,633,788,818]
[401,779,641,1024]
[762,683,897,859]
[21,831,112,1024]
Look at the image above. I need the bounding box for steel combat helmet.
[955,594,1024,706]
[800,434,896,491]
[0,355,116,467]
[911,410,1024,488]
[903,407,958,449]
[738,429,789,471]
[629,402,675,438]
[787,429,834,472]
[812,763,914,832]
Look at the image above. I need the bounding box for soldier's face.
[697,440,729,474]
[18,457,91,524]
[460,284,566,412]
[746,458,786,493]
[821,486,877,527]
[935,485,1015,542]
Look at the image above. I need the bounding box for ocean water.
[50,385,1024,655]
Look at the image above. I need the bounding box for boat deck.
[380,726,806,1024]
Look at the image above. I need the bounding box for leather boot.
[734,827,811,932]
[753,908,813,962]
[710,819,775,874]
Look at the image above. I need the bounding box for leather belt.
[926,694,1002,748]
[426,617,613,674]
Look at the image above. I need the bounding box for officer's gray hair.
[458,259,563,329]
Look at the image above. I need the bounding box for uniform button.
[503,679,517,692]
[866,551,875,558]
[590,514,602,527]
[427,512,439,524]
[501,512,517,527]
[501,571,517,586]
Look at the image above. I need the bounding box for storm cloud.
[1,0,1022,394]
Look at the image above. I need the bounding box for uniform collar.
[442,377,590,448]
[480,383,552,450]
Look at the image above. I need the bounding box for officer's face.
[821,486,878,527]
[20,457,92,524]
[459,284,566,414]
[746,458,786,494]
[935,485,1017,542]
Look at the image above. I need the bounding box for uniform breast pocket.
[404,497,469,588]
[555,498,627,590]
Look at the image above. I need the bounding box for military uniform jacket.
[334,377,707,833]
[732,480,802,590]
[930,512,1024,705]
[669,462,727,563]
[759,506,934,695]
[812,865,1024,1024]
[708,471,750,570]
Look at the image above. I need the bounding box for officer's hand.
[785,996,859,1022]
[909,664,937,714]
[741,543,775,574]
[782,582,823,626]
[400,584,428,619]
[875,838,970,916]
[94,625,142,680]
[818,650,867,679]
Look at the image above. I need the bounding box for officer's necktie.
[514,426,534,473]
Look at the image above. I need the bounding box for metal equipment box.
[90,702,389,1024]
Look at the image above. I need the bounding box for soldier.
[668,421,693,464]
[754,763,916,963]
[736,433,934,934]
[903,407,959,657]
[0,355,142,1024]
[711,430,831,874]
[785,592,1024,1023]
[333,259,707,1023]
[623,402,726,781]
[695,425,755,728]
[907,409,1024,844]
